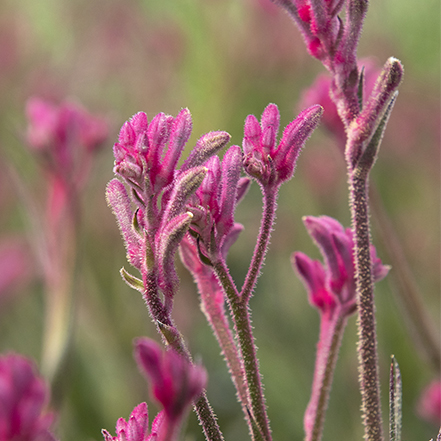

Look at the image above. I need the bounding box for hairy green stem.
[213,259,272,441]
[350,168,384,441]
[305,314,347,441]
[241,187,277,302]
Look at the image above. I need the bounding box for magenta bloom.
[293,215,389,317]
[25,97,108,185]
[134,338,207,423]
[102,402,163,441]
[242,103,322,187]
[417,380,441,426]
[0,354,57,441]
[107,110,230,316]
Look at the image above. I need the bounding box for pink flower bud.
[134,339,207,423]
[242,103,322,187]
[293,215,389,317]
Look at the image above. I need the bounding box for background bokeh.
[0,0,439,439]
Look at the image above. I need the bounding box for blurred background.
[0,0,439,439]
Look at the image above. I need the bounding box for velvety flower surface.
[242,103,322,187]
[293,215,389,317]
[0,354,57,441]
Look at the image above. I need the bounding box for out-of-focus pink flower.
[417,380,441,426]
[242,103,322,188]
[0,353,57,441]
[134,338,207,424]
[102,402,163,441]
[292,215,389,318]
[25,97,108,185]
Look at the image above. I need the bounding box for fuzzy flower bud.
[293,215,389,317]
[242,103,323,187]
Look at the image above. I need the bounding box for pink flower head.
[186,146,250,257]
[416,380,441,426]
[0,353,57,441]
[135,339,206,422]
[107,110,231,313]
[242,103,322,188]
[292,215,389,317]
[25,97,108,185]
[102,402,164,441]
[113,110,230,196]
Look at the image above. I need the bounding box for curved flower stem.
[198,278,249,416]
[241,187,277,303]
[144,269,225,441]
[304,314,346,441]
[213,258,272,441]
[349,167,384,441]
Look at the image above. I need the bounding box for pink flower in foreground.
[25,97,108,185]
[417,380,441,426]
[135,339,206,422]
[242,103,322,188]
[0,354,57,441]
[102,402,163,441]
[293,215,389,318]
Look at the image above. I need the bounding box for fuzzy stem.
[213,258,272,441]
[304,313,347,441]
[349,168,384,441]
[198,276,249,416]
[144,269,225,441]
[241,187,277,303]
[194,392,225,441]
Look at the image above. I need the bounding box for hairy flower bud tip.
[243,103,322,186]
[102,403,164,441]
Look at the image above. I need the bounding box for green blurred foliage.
[0,0,439,440]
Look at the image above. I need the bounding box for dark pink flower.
[102,402,164,441]
[186,146,249,257]
[292,215,389,317]
[0,353,57,441]
[242,103,322,187]
[25,97,108,185]
[134,338,207,424]
[417,380,441,426]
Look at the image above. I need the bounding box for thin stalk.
[213,258,272,441]
[349,168,384,441]
[241,187,277,303]
[304,314,347,441]
[198,278,249,415]
[144,268,225,441]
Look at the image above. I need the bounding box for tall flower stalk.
[271,1,403,440]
